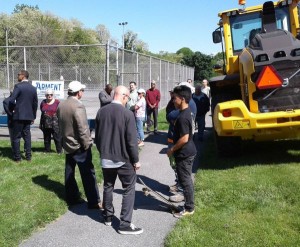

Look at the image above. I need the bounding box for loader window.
[230,7,290,53]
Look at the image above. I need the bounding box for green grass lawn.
[1,109,300,247]
[0,140,103,247]
[165,134,300,247]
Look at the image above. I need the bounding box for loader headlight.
[292,48,300,57]
[255,54,269,62]
[274,51,286,58]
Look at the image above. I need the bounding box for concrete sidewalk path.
[19,131,181,247]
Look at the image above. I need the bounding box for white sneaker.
[118,223,143,235]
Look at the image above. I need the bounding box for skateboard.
[138,177,180,213]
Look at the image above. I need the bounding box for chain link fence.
[0,43,194,120]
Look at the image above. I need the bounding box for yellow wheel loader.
[211,0,300,156]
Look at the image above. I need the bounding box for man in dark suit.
[9,70,38,162]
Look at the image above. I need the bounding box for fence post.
[159,59,162,110]
[105,42,109,84]
[136,52,139,85]
[5,28,10,89]
[149,56,152,85]
[116,43,119,85]
[23,47,27,70]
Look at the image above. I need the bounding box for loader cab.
[212,2,293,75]
[230,6,290,53]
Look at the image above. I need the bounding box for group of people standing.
[98,80,161,147]
[166,79,210,205]
[2,70,210,234]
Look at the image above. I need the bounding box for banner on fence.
[32,81,64,99]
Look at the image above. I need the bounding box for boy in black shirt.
[167,85,197,218]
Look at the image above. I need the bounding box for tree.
[124,30,148,52]
[191,52,213,81]
[95,24,110,44]
[13,4,39,13]
[154,51,182,63]
[176,47,194,58]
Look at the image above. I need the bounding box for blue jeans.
[136,117,145,141]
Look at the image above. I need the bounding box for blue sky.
[1,0,263,55]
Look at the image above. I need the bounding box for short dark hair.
[67,91,78,96]
[105,83,112,89]
[129,81,136,86]
[19,69,29,79]
[173,85,192,103]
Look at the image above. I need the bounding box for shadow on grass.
[32,175,108,223]
[32,175,65,200]
[31,147,47,152]
[0,146,12,158]
[200,131,300,170]
[0,145,45,161]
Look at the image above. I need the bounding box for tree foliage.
[13,4,39,14]
[178,49,214,82]
[124,30,148,52]
[191,52,213,81]
[176,47,193,58]
[0,3,217,77]
[95,24,111,44]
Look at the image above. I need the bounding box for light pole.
[118,22,128,48]
[118,22,128,85]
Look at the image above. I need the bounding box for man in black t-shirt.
[167,85,197,218]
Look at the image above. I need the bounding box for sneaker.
[169,193,185,202]
[104,216,113,226]
[173,209,194,218]
[118,223,143,235]
[138,141,145,147]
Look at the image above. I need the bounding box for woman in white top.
[201,79,211,98]
[135,88,146,147]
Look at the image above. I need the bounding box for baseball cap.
[137,88,145,94]
[179,81,195,94]
[68,81,86,93]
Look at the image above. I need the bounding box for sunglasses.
[46,94,53,96]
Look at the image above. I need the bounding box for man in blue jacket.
[193,84,210,141]
[9,70,38,162]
